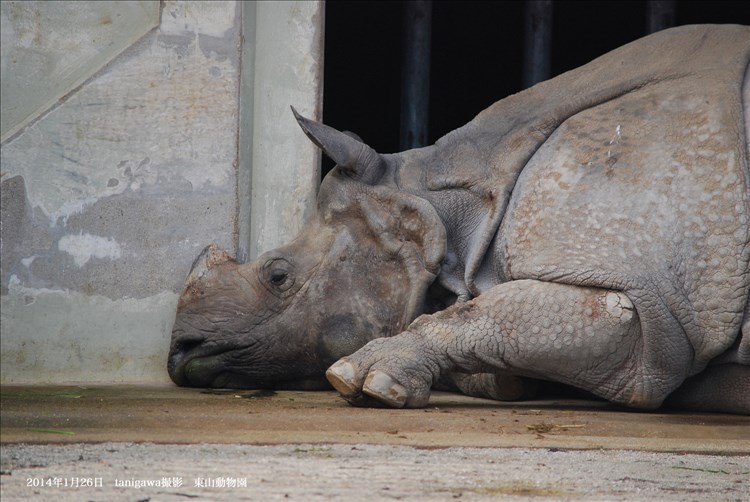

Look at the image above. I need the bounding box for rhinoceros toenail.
[363,371,407,407]
[326,362,358,396]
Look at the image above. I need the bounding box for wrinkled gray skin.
[169,25,750,414]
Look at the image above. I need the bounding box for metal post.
[646,0,676,34]
[522,0,553,89]
[400,0,432,150]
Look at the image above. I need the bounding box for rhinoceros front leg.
[327,279,651,408]
[438,372,539,401]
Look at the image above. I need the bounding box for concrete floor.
[2,385,748,451]
[1,385,749,500]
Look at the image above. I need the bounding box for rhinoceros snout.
[169,337,202,366]
[167,334,206,386]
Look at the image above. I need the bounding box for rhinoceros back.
[494,25,750,375]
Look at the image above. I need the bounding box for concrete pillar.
[241,1,325,261]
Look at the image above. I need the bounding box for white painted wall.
[0,1,324,384]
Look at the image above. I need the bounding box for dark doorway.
[322,0,748,176]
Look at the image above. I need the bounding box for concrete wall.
[239,0,324,262]
[0,1,324,384]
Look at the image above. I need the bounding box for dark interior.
[323,0,749,175]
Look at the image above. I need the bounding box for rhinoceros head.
[168,110,446,389]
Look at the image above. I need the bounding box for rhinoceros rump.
[169,25,750,414]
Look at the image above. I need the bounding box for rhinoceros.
[168,25,750,414]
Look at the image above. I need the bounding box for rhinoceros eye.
[263,258,295,293]
[269,271,288,286]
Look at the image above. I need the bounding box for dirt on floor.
[1,385,749,501]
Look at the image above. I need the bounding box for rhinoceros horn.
[184,244,233,286]
[291,106,385,185]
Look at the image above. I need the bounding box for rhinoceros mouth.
[168,338,222,386]
[180,353,227,387]
[174,352,330,390]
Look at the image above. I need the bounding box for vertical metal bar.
[400,0,432,150]
[522,0,553,89]
[647,0,676,34]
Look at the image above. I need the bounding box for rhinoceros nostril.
[168,336,204,369]
[175,338,203,356]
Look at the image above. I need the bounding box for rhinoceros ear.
[357,190,447,326]
[291,106,385,185]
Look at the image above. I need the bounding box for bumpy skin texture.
[170,26,750,414]
[326,25,750,414]
[328,282,642,408]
